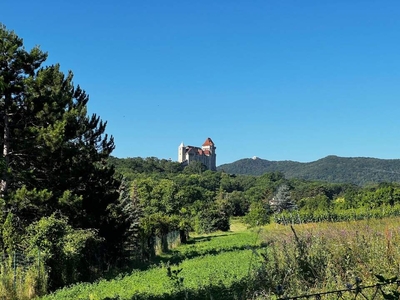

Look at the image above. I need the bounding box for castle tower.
[178,142,185,163]
[202,137,216,171]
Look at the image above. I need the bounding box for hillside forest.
[218,156,400,185]
[2,24,400,298]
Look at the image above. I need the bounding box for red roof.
[185,146,211,156]
[202,137,214,146]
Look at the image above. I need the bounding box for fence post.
[38,249,41,292]
[13,250,16,292]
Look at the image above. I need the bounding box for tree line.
[112,156,400,230]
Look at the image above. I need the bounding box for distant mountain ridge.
[217,155,400,185]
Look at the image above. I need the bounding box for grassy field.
[39,217,400,299]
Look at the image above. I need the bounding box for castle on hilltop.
[178,138,217,171]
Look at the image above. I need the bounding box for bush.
[24,214,102,290]
[244,202,270,227]
[194,209,230,233]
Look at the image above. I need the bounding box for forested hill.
[217,156,400,185]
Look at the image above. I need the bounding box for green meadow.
[39,217,400,299]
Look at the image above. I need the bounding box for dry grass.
[252,217,400,297]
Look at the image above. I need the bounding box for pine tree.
[270,184,296,213]
[0,24,122,261]
[117,179,143,259]
[0,23,47,197]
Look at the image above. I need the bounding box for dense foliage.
[110,156,400,229]
[218,155,400,185]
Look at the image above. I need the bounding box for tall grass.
[253,218,400,297]
[0,252,47,300]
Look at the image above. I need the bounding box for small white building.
[178,138,217,171]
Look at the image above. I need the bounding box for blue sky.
[2,1,400,165]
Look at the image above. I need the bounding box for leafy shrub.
[194,209,230,233]
[24,214,102,290]
[244,201,270,227]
